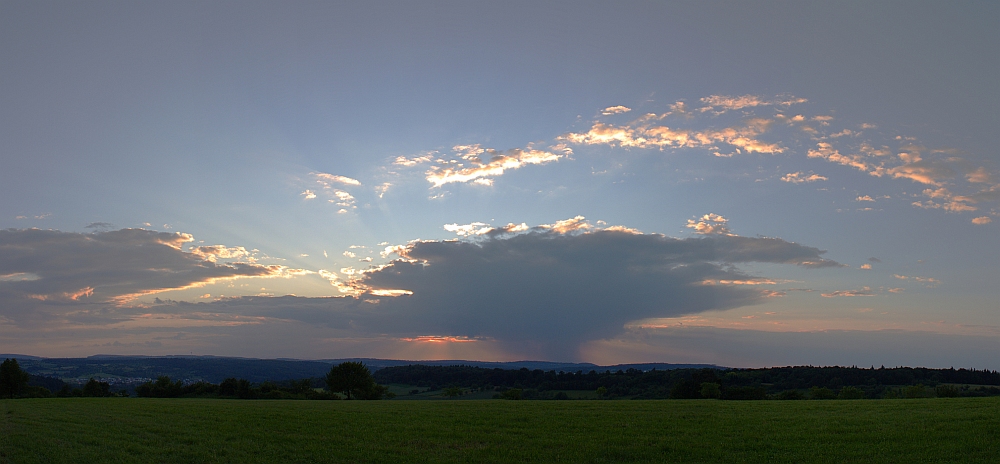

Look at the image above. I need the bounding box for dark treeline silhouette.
[373,364,1000,400]
[134,376,337,400]
[133,362,392,400]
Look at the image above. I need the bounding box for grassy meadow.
[2,397,999,463]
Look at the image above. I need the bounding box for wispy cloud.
[424,144,568,187]
[698,94,807,114]
[821,287,875,298]
[893,274,940,287]
[313,173,361,186]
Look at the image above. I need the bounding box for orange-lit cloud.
[807,143,872,172]
[821,287,875,297]
[562,118,783,154]
[399,335,481,343]
[686,213,733,235]
[698,94,807,113]
[601,105,631,115]
[425,146,565,187]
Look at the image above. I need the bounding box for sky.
[2,1,999,368]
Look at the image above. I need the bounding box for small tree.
[837,386,865,400]
[935,384,959,398]
[809,386,836,400]
[326,361,379,400]
[82,378,112,397]
[500,388,522,400]
[700,382,721,399]
[0,358,30,399]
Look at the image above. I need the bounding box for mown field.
[2,398,999,463]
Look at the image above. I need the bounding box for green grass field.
[2,398,999,463]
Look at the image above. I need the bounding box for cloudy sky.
[2,2,999,368]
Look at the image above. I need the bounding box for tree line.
[373,364,1000,400]
[135,361,392,399]
[0,359,392,400]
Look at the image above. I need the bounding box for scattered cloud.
[966,167,993,184]
[601,105,631,115]
[972,216,992,225]
[821,287,875,298]
[807,143,872,172]
[781,172,827,184]
[375,182,392,198]
[329,190,356,209]
[686,213,733,236]
[393,153,435,167]
[444,222,493,237]
[425,145,567,187]
[562,117,784,154]
[313,173,361,186]
[190,245,253,262]
[860,263,872,270]
[698,94,807,113]
[301,190,317,199]
[856,195,874,202]
[892,274,940,287]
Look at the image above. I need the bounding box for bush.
[904,384,927,399]
[777,390,805,400]
[700,382,721,399]
[837,386,865,399]
[935,385,959,398]
[809,386,836,400]
[82,378,112,397]
[136,376,183,398]
[722,386,766,400]
[499,389,522,400]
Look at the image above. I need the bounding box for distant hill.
[4,355,720,384]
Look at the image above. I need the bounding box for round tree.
[325,361,376,400]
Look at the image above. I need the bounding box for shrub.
[809,386,836,400]
[700,382,721,399]
[935,385,959,398]
[777,390,805,400]
[722,386,766,400]
[500,389,522,400]
[837,386,865,400]
[904,384,927,399]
